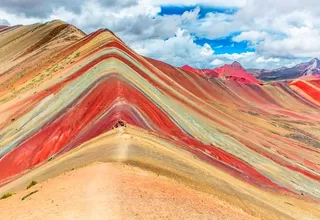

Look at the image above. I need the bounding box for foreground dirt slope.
[0,162,259,220]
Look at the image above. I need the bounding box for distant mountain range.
[181,61,262,84]
[247,58,320,81]
[182,58,320,83]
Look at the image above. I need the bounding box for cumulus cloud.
[0,0,140,18]
[233,31,269,43]
[144,0,320,68]
[46,0,162,36]
[132,28,216,68]
[231,0,320,61]
[0,0,84,17]
[185,12,243,39]
[211,59,224,66]
[0,0,319,69]
[255,26,320,58]
[210,52,304,69]
[215,52,255,60]
[256,57,280,63]
[200,43,214,56]
[151,0,246,7]
[211,52,256,68]
[48,2,202,43]
[0,0,219,68]
[0,9,40,25]
[0,19,10,25]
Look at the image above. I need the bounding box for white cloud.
[150,0,246,7]
[209,52,302,69]
[211,59,224,66]
[255,26,320,58]
[48,0,163,37]
[285,61,300,68]
[0,19,10,25]
[132,28,216,68]
[186,12,243,39]
[215,52,255,60]
[0,9,41,25]
[256,57,280,63]
[1,0,319,69]
[135,0,320,68]
[231,0,320,61]
[200,43,214,56]
[233,31,268,43]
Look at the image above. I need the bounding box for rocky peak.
[231,61,242,68]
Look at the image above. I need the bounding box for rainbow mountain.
[0,20,320,219]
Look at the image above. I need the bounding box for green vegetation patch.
[21,190,39,201]
[26,180,38,189]
[0,192,15,200]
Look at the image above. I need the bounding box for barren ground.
[0,162,258,220]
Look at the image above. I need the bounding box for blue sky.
[194,35,254,55]
[159,6,238,18]
[159,6,252,55]
[0,0,318,69]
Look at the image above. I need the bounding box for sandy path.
[0,162,257,220]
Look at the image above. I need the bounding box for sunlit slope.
[1,125,320,219]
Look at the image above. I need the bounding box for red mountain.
[181,65,219,78]
[181,65,206,76]
[182,62,261,84]
[213,61,262,84]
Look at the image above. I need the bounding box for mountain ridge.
[247,58,320,81]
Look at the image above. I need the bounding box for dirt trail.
[0,162,257,220]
